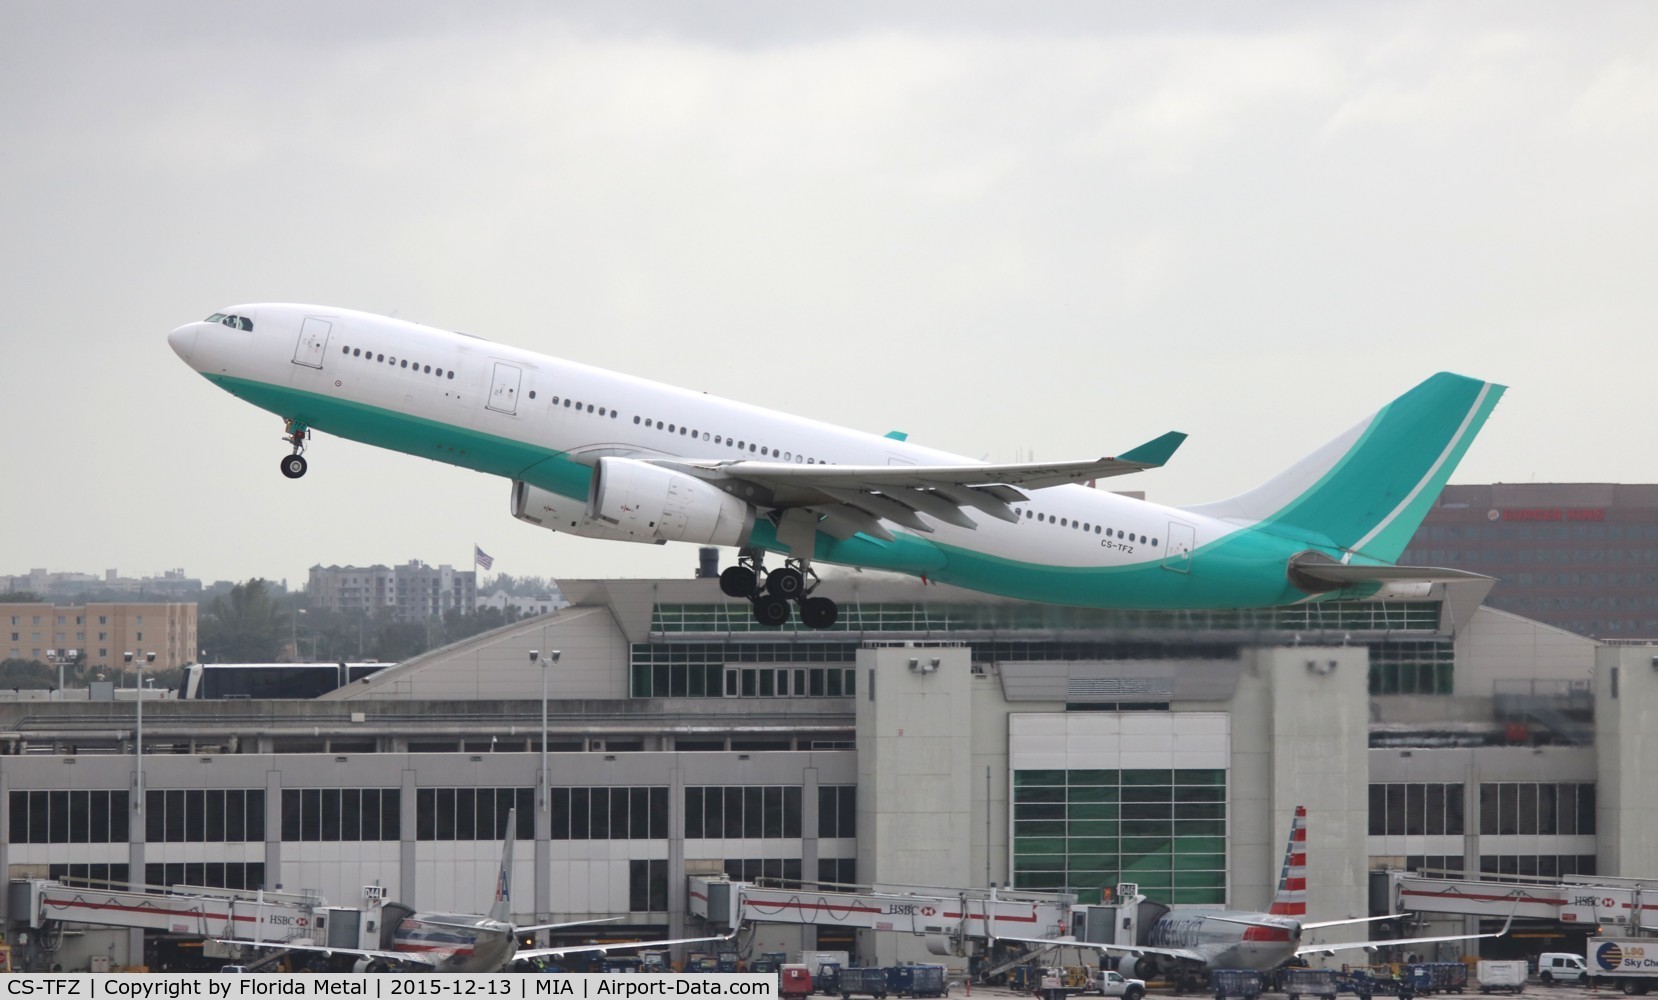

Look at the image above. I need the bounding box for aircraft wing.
[217,938,437,968]
[1295,909,1514,958]
[515,916,625,934]
[995,934,1206,964]
[515,932,732,962]
[663,431,1186,539]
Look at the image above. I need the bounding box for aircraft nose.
[168,323,198,364]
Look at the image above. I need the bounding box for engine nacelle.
[512,480,657,543]
[589,456,755,546]
[511,459,754,548]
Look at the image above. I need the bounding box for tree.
[198,579,284,662]
[0,658,54,689]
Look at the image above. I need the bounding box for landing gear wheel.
[281,454,308,479]
[720,566,758,598]
[752,594,792,627]
[766,566,805,599]
[801,596,839,629]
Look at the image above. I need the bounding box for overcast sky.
[3,1,1656,591]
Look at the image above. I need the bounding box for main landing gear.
[719,550,839,629]
[280,420,310,479]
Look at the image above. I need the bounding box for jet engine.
[511,458,754,547]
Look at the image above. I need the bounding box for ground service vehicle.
[843,967,892,999]
[1589,939,1658,994]
[1285,968,1339,1000]
[1212,969,1266,1000]
[781,965,814,1000]
[1415,963,1470,993]
[1477,961,1528,994]
[1091,970,1146,1000]
[1537,953,1587,984]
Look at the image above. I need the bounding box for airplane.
[222,809,727,972]
[1001,806,1514,986]
[168,305,1505,629]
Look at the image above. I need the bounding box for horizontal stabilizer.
[1289,552,1492,593]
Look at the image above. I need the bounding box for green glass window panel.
[1069,769,1116,786]
[1171,887,1226,905]
[1123,786,1173,804]
[1069,854,1117,870]
[1173,869,1227,888]
[1067,820,1118,838]
[1122,820,1174,838]
[1069,837,1118,855]
[1067,803,1119,820]
[1173,803,1226,821]
[1174,835,1228,854]
[1122,802,1174,820]
[1014,820,1066,837]
[1172,852,1227,871]
[1173,785,1226,803]
[1175,769,1226,785]
[1014,836,1065,855]
[1122,837,1172,856]
[1015,786,1067,804]
[1067,786,1119,803]
[1123,770,1174,786]
[1014,855,1066,872]
[1121,853,1172,873]
[1018,872,1066,889]
[631,664,653,697]
[1014,803,1066,821]
[1016,770,1066,787]
[1174,820,1227,839]
[1130,871,1172,891]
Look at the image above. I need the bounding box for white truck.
[1476,960,1528,994]
[1537,953,1587,984]
[1089,970,1146,1000]
[1589,938,1658,994]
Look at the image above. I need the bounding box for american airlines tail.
[489,808,516,923]
[1268,805,1308,918]
[1187,372,1506,565]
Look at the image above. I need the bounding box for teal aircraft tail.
[1185,372,1506,563]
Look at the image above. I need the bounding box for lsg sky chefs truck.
[1590,939,1658,994]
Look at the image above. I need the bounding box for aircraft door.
[1162,521,1195,573]
[293,318,332,368]
[487,362,522,414]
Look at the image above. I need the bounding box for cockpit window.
[205,312,252,331]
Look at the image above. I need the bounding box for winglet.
[1118,431,1186,468]
[884,430,909,441]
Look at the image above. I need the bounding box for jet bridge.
[9,877,371,950]
[1387,870,1658,933]
[689,876,1075,957]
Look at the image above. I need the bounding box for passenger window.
[401,360,408,368]
[353,349,361,357]
[564,400,572,408]
[635,416,642,424]
[750,444,758,452]
[376,354,384,362]
[341,346,350,354]
[446,371,454,379]
[1152,538,1159,546]
[668,424,675,432]
[586,404,594,413]
[598,407,605,416]
[528,391,536,399]
[424,365,432,374]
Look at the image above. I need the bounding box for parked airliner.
[169,305,1503,628]
[223,809,724,972]
[1005,807,1513,986]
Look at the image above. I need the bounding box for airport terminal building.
[0,574,1650,971]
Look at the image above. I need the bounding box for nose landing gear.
[719,550,840,629]
[280,420,310,479]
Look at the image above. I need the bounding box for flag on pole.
[474,545,494,571]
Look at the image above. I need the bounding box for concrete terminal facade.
[0,575,1635,971]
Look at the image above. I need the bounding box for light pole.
[125,651,154,815]
[531,646,560,943]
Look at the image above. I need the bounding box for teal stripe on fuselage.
[206,373,1345,611]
